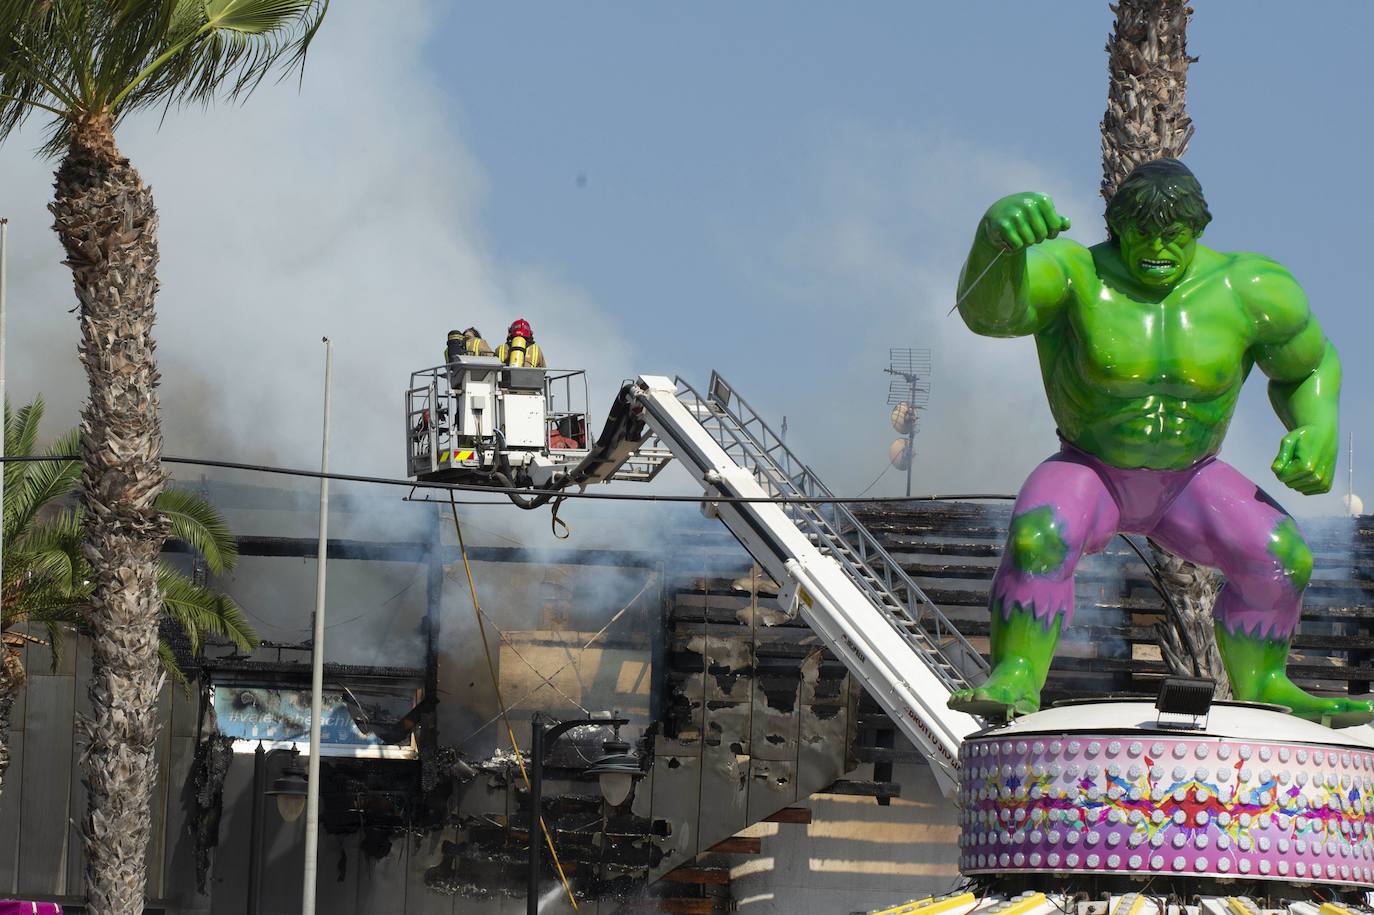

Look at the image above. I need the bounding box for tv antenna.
[884,348,932,498]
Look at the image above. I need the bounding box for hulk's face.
[1115,221,1199,288]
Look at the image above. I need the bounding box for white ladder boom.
[629,374,982,795]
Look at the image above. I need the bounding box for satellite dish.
[890,402,916,435]
[1343,493,1364,517]
[889,438,913,471]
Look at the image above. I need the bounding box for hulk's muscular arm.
[957,193,1080,337]
[1240,257,1341,495]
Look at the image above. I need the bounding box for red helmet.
[508,318,532,339]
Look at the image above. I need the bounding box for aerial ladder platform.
[406,359,988,793]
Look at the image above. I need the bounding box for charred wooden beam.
[825,779,902,801]
[762,807,812,824]
[659,867,731,886]
[705,836,761,855]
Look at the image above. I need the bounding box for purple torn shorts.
[993,441,1307,640]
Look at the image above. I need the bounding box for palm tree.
[1100,0,1196,206]
[1098,1,1226,691]
[0,396,256,800]
[0,4,325,909]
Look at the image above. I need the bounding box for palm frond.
[116,0,329,111]
[4,427,80,544]
[156,564,257,654]
[98,1,178,91]
[0,0,328,155]
[5,395,42,458]
[0,0,84,152]
[2,395,44,497]
[156,486,237,573]
[13,507,86,593]
[2,581,85,667]
[40,618,68,673]
[158,636,190,691]
[4,575,88,626]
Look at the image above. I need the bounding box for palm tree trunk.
[0,647,25,797]
[1100,0,1196,205]
[1148,540,1231,695]
[51,111,169,915]
[1100,2,1222,687]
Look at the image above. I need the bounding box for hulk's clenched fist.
[949,158,1364,728]
[981,193,1072,252]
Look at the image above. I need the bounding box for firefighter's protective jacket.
[464,333,494,356]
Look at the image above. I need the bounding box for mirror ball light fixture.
[586,722,642,807]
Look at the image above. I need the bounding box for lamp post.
[247,744,309,915]
[526,714,642,915]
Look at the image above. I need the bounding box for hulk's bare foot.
[1237,671,1374,728]
[1216,624,1374,728]
[949,658,1041,719]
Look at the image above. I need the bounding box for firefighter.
[443,328,492,390]
[496,318,547,368]
[446,327,492,363]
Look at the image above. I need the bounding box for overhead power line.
[0,452,1015,506]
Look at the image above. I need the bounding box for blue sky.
[2,2,1371,524]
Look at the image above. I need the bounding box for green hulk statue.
[949,158,1370,726]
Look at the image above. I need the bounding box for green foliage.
[0,0,328,155]
[1,397,257,680]
[156,487,238,575]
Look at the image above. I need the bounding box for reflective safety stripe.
[440,450,476,463]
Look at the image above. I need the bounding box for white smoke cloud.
[0,4,682,682]
[0,3,636,482]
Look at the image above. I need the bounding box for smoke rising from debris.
[0,3,636,480]
[0,3,688,678]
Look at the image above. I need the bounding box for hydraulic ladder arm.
[628,375,981,795]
